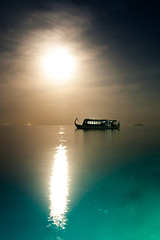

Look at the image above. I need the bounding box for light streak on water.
[49,144,69,229]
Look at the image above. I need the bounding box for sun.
[42,47,76,82]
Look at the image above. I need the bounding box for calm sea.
[0,125,160,240]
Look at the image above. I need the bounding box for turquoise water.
[0,125,160,239]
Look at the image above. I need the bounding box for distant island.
[133,123,144,126]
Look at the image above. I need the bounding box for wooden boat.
[74,118,120,130]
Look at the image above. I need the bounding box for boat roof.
[84,118,117,122]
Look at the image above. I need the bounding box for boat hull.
[75,123,120,130]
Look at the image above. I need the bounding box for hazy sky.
[0,0,160,125]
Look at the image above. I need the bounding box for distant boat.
[133,123,144,126]
[74,118,120,130]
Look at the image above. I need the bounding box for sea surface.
[0,125,160,240]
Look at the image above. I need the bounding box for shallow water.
[0,125,160,239]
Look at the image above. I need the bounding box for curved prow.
[74,118,78,126]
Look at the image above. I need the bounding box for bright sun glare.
[42,47,76,82]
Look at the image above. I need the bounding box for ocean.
[0,125,160,240]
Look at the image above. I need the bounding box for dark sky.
[0,0,160,125]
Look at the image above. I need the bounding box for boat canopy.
[83,119,117,125]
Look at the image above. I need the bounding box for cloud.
[0,2,160,124]
[0,4,93,81]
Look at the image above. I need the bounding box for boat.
[74,118,120,130]
[133,123,144,126]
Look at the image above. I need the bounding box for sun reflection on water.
[49,144,69,229]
